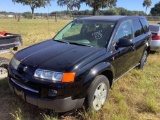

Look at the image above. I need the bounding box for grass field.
[0,18,160,120]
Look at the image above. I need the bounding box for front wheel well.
[100,70,113,87]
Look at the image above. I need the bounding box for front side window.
[54,20,116,48]
[115,20,133,42]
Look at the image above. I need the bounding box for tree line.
[0,7,146,19]
[9,0,160,19]
[51,8,146,16]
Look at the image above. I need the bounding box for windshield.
[54,20,116,48]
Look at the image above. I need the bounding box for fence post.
[17,13,21,22]
[14,14,17,20]
[55,12,57,22]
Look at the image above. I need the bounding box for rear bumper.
[150,40,160,51]
[8,78,84,112]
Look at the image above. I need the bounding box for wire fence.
[1,13,160,22]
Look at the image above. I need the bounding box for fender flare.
[83,62,115,84]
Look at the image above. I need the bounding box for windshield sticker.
[92,30,103,40]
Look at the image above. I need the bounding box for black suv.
[8,16,151,112]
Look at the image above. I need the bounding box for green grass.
[0,19,160,120]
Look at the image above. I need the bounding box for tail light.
[152,33,160,40]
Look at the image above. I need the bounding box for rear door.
[132,18,149,65]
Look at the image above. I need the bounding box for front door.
[112,19,135,79]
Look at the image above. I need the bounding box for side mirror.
[117,38,133,48]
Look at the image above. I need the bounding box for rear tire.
[0,58,10,79]
[138,51,148,69]
[85,75,110,111]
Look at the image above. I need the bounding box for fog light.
[48,89,57,97]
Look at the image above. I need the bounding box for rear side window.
[132,19,143,37]
[140,18,149,33]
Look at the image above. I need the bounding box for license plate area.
[14,87,25,100]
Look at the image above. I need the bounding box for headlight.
[34,69,75,83]
[11,57,20,70]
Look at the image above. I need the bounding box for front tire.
[85,75,110,111]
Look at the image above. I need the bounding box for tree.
[150,2,160,16]
[22,12,32,18]
[0,11,7,18]
[12,0,51,19]
[104,8,118,15]
[84,9,92,15]
[143,0,152,13]
[82,0,117,15]
[117,7,127,15]
[57,0,81,14]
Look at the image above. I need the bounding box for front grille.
[12,63,40,90]
[11,78,39,93]
[12,73,39,90]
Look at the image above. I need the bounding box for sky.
[0,0,159,14]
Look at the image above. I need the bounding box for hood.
[15,40,103,71]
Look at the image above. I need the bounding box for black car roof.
[78,16,146,21]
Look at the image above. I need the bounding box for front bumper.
[9,78,84,112]
[150,40,160,52]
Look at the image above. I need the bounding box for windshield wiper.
[54,40,69,44]
[54,40,92,47]
[68,42,93,47]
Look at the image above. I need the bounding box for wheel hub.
[93,83,107,111]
